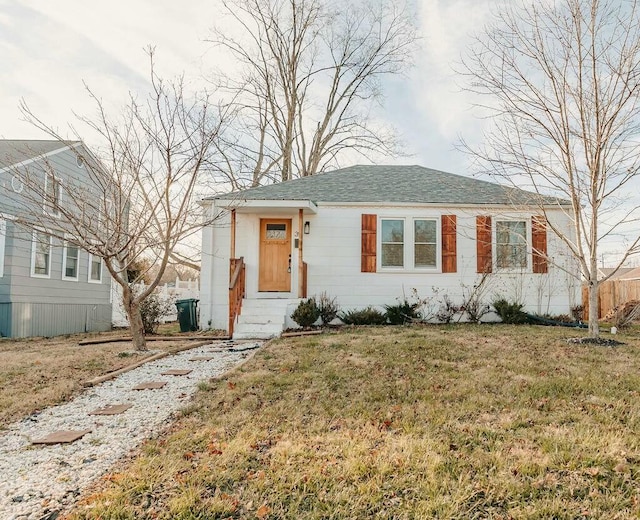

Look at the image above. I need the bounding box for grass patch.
[68,325,640,518]
[0,330,202,428]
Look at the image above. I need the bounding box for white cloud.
[0,0,225,141]
[0,0,490,175]
[412,0,494,141]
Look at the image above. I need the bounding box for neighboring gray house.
[0,140,111,338]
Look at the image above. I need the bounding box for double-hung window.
[496,220,527,269]
[380,217,439,270]
[31,230,52,277]
[62,242,80,281]
[381,219,404,267]
[414,219,437,268]
[88,253,103,283]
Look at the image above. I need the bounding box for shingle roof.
[209,164,566,206]
[0,140,79,169]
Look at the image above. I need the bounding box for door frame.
[258,218,292,292]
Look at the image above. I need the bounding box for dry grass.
[0,329,205,428]
[65,325,640,519]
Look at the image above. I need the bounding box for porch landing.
[233,298,300,340]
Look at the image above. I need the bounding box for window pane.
[65,245,79,278]
[265,223,286,240]
[90,256,102,281]
[415,244,436,267]
[382,243,404,267]
[381,220,404,243]
[496,221,527,268]
[34,232,50,275]
[414,220,436,243]
[381,220,404,267]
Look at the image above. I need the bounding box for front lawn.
[0,330,208,428]
[69,325,640,519]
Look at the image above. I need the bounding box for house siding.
[5,302,111,338]
[0,145,112,337]
[0,220,10,303]
[0,303,11,337]
[202,203,580,332]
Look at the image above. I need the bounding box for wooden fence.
[582,278,640,319]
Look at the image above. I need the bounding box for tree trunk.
[128,301,147,351]
[588,280,600,338]
[122,284,147,351]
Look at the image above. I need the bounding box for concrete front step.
[233,330,281,340]
[237,314,286,325]
[233,322,283,340]
[232,298,299,340]
[240,301,292,311]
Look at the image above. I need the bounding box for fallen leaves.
[256,503,271,518]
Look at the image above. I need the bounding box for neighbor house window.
[88,253,103,283]
[0,218,6,278]
[496,220,527,268]
[44,173,62,217]
[62,242,79,280]
[381,219,404,267]
[414,219,437,268]
[31,230,52,277]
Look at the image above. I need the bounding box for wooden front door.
[259,219,292,292]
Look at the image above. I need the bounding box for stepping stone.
[88,404,133,416]
[160,369,192,376]
[132,381,167,390]
[189,356,217,361]
[32,429,92,445]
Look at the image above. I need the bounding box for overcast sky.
[4,0,636,265]
[0,0,494,176]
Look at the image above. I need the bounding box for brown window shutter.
[441,215,457,273]
[532,216,548,273]
[361,214,377,273]
[476,216,492,273]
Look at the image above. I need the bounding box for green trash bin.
[176,298,199,332]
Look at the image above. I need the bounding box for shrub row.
[292,294,583,328]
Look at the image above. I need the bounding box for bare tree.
[15,53,229,350]
[209,0,417,188]
[460,0,640,338]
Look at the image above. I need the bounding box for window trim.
[494,218,530,271]
[31,229,52,278]
[88,253,103,284]
[11,175,24,193]
[43,172,62,218]
[380,218,405,269]
[378,216,441,272]
[62,240,80,281]
[413,218,439,270]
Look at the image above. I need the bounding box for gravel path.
[0,340,261,520]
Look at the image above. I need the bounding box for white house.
[200,165,580,338]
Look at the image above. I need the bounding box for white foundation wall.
[200,209,232,331]
[201,203,580,332]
